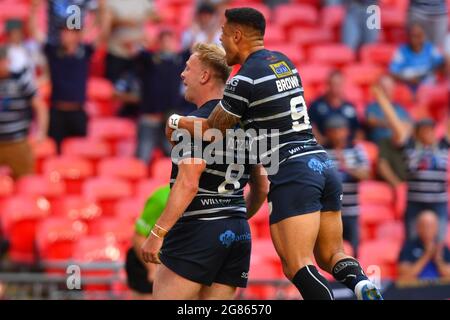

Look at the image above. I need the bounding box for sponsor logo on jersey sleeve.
[269,61,293,78]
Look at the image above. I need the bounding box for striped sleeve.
[17,69,37,99]
[220,76,253,118]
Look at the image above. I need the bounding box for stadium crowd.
[1,0,450,299]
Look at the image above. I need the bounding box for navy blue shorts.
[268,152,343,225]
[160,216,251,288]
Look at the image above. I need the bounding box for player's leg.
[210,217,251,300]
[153,264,202,300]
[270,212,334,300]
[315,167,383,300]
[199,283,236,300]
[314,210,383,300]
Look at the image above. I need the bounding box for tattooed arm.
[166,102,241,142]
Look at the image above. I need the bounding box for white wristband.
[168,114,181,130]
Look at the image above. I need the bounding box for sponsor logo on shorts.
[241,272,249,279]
[219,230,251,248]
[307,158,334,174]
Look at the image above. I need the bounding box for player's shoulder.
[187,99,220,119]
[233,49,297,83]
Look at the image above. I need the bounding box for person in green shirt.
[125,185,170,298]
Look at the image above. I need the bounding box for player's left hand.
[141,233,163,264]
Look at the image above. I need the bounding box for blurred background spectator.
[134,30,187,165]
[32,0,99,45]
[408,0,448,48]
[181,2,222,50]
[324,115,370,256]
[366,75,412,145]
[342,0,380,51]
[309,70,360,144]
[43,27,95,152]
[389,23,445,94]
[102,0,157,83]
[398,210,450,281]
[373,86,449,242]
[0,45,48,179]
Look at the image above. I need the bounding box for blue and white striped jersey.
[170,99,252,221]
[220,49,324,172]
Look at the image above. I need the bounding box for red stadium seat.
[252,238,279,264]
[289,27,334,48]
[114,198,146,223]
[343,64,383,87]
[87,77,115,117]
[247,255,283,299]
[89,218,134,252]
[417,84,449,122]
[360,204,396,230]
[264,25,286,45]
[360,43,396,67]
[83,177,132,216]
[359,239,402,279]
[308,44,355,67]
[36,217,88,262]
[42,156,94,194]
[0,174,13,210]
[15,175,66,208]
[0,2,29,20]
[29,138,57,174]
[393,83,415,111]
[298,64,332,88]
[88,118,136,155]
[61,138,111,172]
[265,44,304,67]
[274,4,319,31]
[72,235,124,291]
[52,195,102,223]
[359,180,394,206]
[375,221,405,243]
[1,196,51,264]
[150,157,173,183]
[356,141,379,176]
[98,157,148,186]
[320,5,345,30]
[136,179,167,202]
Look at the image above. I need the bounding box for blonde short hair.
[192,43,231,84]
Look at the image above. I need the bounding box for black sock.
[291,265,334,300]
[332,258,368,292]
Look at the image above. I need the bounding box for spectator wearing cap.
[398,210,450,281]
[373,86,449,242]
[324,115,370,256]
[342,0,380,51]
[309,70,361,145]
[134,30,187,165]
[390,23,445,94]
[181,2,222,50]
[408,0,448,48]
[0,46,49,179]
